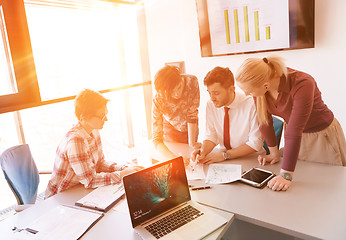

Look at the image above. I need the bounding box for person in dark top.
[235,55,346,191]
[152,65,200,163]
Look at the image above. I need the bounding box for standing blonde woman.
[235,55,346,191]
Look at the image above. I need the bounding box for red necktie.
[224,107,231,150]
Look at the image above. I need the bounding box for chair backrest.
[0,144,39,205]
[263,116,284,155]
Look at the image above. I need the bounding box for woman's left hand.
[267,175,291,191]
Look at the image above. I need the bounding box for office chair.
[0,144,42,211]
[263,116,284,155]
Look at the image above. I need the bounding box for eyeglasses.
[99,115,107,122]
[93,112,108,122]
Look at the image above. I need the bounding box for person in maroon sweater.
[235,55,346,191]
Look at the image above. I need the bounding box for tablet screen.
[242,168,273,184]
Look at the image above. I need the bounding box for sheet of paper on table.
[205,164,242,184]
[185,163,206,180]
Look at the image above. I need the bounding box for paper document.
[75,183,125,212]
[205,164,242,184]
[12,205,103,240]
[185,164,206,180]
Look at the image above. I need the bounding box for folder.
[12,205,104,240]
[75,183,125,212]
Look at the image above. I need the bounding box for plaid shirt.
[152,74,200,147]
[45,123,122,198]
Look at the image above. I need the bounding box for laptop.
[123,156,228,240]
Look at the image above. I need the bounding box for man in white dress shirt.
[192,67,263,164]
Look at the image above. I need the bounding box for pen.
[114,185,124,194]
[190,186,211,191]
[191,149,201,171]
[12,226,38,234]
[191,160,198,171]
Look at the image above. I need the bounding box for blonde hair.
[235,55,287,125]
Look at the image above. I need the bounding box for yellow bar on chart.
[224,10,231,44]
[233,9,240,43]
[243,6,249,42]
[254,11,260,41]
[266,26,271,39]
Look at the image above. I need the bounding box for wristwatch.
[280,172,292,181]
[223,151,231,160]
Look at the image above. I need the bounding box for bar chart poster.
[206,0,290,55]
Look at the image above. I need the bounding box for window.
[0,0,152,210]
[0,0,40,113]
[0,0,151,151]
[25,3,125,100]
[0,112,20,153]
[0,15,15,96]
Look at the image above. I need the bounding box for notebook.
[123,156,228,240]
[75,183,125,212]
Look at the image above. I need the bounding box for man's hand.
[192,142,202,149]
[257,152,280,166]
[182,155,191,167]
[191,149,201,162]
[198,152,224,165]
[120,166,144,178]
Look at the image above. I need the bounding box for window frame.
[0,0,41,114]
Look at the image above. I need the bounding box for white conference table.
[0,142,234,240]
[1,142,345,240]
[0,181,234,240]
[161,143,346,240]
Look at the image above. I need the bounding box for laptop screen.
[123,157,191,228]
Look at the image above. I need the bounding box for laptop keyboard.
[145,205,204,239]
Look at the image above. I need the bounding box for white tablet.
[240,168,275,188]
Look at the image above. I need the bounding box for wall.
[145,0,346,139]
